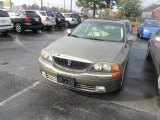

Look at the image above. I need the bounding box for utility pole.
[70,0,72,12]
[41,0,43,10]
[48,3,49,11]
[10,0,12,9]
[64,0,65,12]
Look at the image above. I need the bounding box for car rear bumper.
[43,22,56,26]
[39,58,122,93]
[23,25,43,30]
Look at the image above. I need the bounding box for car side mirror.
[67,29,72,34]
[128,35,137,41]
[155,37,160,42]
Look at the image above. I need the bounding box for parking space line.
[9,34,34,54]
[0,81,40,107]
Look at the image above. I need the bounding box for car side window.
[40,12,46,16]
[0,10,9,17]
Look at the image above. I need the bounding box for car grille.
[75,83,95,92]
[53,57,91,70]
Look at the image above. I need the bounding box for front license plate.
[57,75,75,88]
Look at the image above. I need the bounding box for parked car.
[73,13,81,24]
[137,19,160,39]
[146,30,160,94]
[61,13,78,28]
[35,11,56,30]
[78,13,87,22]
[39,19,130,93]
[51,12,66,29]
[0,9,13,35]
[7,10,43,33]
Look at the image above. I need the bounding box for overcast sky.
[11,0,160,11]
[12,0,79,11]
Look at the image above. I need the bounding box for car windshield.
[25,11,38,17]
[46,12,54,17]
[70,20,124,42]
[144,21,159,27]
[0,10,9,17]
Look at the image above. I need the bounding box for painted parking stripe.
[0,81,40,107]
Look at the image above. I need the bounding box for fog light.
[95,86,106,93]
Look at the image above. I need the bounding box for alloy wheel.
[15,23,23,33]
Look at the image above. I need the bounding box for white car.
[61,13,78,28]
[35,11,56,30]
[0,9,13,35]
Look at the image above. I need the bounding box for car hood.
[46,36,124,63]
[144,26,159,33]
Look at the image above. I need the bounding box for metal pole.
[64,0,65,12]
[70,0,72,12]
[10,0,12,9]
[41,0,43,10]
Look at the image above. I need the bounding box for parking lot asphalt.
[0,29,160,120]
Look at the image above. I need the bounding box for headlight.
[93,64,103,71]
[40,50,52,62]
[90,63,119,72]
[144,29,149,33]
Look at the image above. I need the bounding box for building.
[142,4,160,20]
[0,1,4,9]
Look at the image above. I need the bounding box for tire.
[15,23,23,33]
[158,76,160,95]
[65,21,70,28]
[46,26,52,30]
[140,32,143,39]
[32,29,38,33]
[146,46,152,60]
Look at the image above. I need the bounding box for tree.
[22,4,27,10]
[76,0,106,18]
[118,0,142,17]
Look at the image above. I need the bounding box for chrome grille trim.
[53,56,92,70]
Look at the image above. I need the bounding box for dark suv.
[7,10,43,33]
[51,12,66,29]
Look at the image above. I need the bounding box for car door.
[0,10,11,28]
[150,30,160,73]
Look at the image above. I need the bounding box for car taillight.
[46,16,50,21]
[25,16,31,23]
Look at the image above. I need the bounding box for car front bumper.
[142,32,151,39]
[39,58,122,93]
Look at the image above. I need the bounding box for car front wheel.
[15,23,23,33]
[140,32,143,39]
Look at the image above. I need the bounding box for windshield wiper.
[86,37,105,41]
[69,34,80,38]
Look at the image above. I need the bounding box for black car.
[51,12,66,29]
[7,10,43,33]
